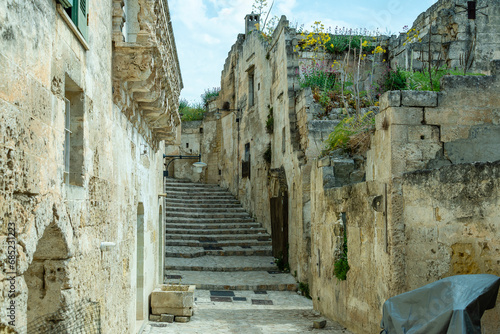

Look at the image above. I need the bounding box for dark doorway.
[270,191,288,266]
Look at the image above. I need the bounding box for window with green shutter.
[58,0,88,40]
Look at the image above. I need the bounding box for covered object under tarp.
[380,274,500,334]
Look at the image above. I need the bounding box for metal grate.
[25,300,101,334]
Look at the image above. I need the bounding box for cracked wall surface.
[0,0,180,332]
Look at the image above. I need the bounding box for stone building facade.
[175,0,500,332]
[0,0,181,333]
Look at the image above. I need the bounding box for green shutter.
[77,0,88,40]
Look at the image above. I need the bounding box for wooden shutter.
[77,0,88,40]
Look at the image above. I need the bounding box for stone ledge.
[401,91,438,107]
[379,91,401,111]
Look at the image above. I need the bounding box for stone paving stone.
[252,299,273,305]
[142,290,352,334]
[210,290,235,297]
[254,290,267,294]
[210,296,233,303]
[232,297,247,301]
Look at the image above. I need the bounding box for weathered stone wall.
[388,0,500,73]
[0,1,181,333]
[310,62,500,333]
[402,162,500,332]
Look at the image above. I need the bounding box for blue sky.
[169,0,437,103]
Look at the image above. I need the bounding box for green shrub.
[298,62,337,91]
[179,101,205,122]
[334,233,349,281]
[325,111,375,154]
[400,68,485,92]
[383,68,407,92]
[201,87,220,106]
[298,282,311,299]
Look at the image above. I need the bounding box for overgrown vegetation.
[179,99,205,122]
[298,282,311,299]
[202,87,221,107]
[324,111,375,155]
[378,67,485,93]
[333,226,349,281]
[179,87,221,122]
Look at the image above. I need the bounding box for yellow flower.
[383,59,386,62]
[362,40,369,47]
[403,42,406,46]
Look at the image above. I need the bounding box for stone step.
[166,206,246,213]
[166,189,233,195]
[166,199,241,206]
[166,233,271,242]
[167,195,237,201]
[166,217,255,224]
[165,185,228,192]
[165,180,217,186]
[166,227,268,235]
[166,239,271,248]
[164,256,277,272]
[166,211,251,219]
[166,222,262,230]
[163,270,297,291]
[165,245,272,258]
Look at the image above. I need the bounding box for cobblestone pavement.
[142,290,352,334]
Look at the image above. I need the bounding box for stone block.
[313,319,327,329]
[152,306,193,317]
[317,156,330,167]
[318,165,334,187]
[151,285,195,316]
[386,107,423,126]
[440,126,470,142]
[332,159,354,187]
[379,91,401,110]
[407,125,440,143]
[160,314,175,323]
[401,91,438,107]
[444,125,500,164]
[174,316,191,323]
[149,314,161,322]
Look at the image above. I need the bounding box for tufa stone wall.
[388,0,500,73]
[0,0,181,333]
[310,62,500,333]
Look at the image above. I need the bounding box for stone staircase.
[164,178,297,291]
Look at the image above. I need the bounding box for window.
[64,75,84,186]
[248,68,255,108]
[58,0,88,40]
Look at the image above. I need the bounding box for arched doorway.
[25,222,72,325]
[136,203,145,320]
